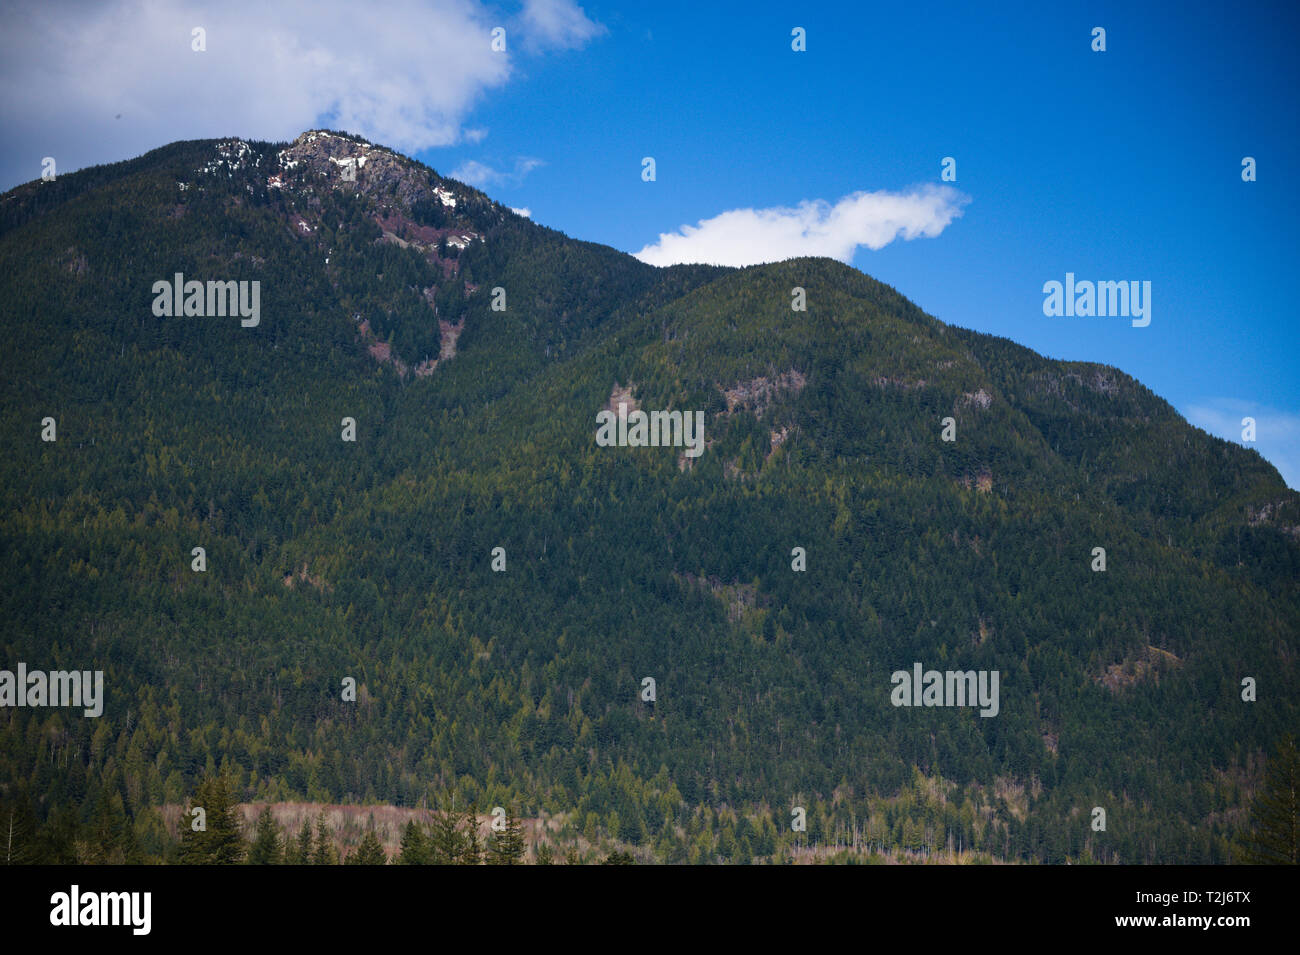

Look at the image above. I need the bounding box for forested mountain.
[1,130,1296,864]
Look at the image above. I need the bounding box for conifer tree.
[1239,734,1300,864]
[458,804,482,865]
[290,818,314,865]
[178,775,245,865]
[487,809,526,865]
[312,814,338,865]
[428,803,462,864]
[397,819,428,864]
[86,788,133,864]
[248,807,284,865]
[0,791,40,865]
[347,828,387,865]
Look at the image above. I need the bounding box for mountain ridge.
[0,130,1296,864]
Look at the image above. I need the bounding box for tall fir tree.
[177,775,245,865]
[347,828,387,865]
[312,814,338,866]
[247,807,284,865]
[397,819,429,864]
[487,810,526,865]
[0,790,40,865]
[1239,734,1300,864]
[85,788,134,865]
[289,818,314,865]
[459,804,482,866]
[428,803,462,864]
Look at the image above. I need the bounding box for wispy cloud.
[0,0,601,189]
[633,185,971,267]
[510,207,532,218]
[450,156,545,188]
[1184,397,1300,489]
[517,0,605,52]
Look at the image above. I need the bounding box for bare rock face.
[606,382,639,417]
[274,130,433,208]
[721,369,806,418]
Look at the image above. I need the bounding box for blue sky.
[3,0,1297,485]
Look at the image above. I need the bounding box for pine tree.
[247,808,284,865]
[178,775,245,865]
[458,804,482,865]
[428,803,462,864]
[1239,734,1300,864]
[534,842,555,865]
[86,788,132,864]
[347,828,387,865]
[397,819,428,864]
[312,814,337,865]
[487,810,526,865]
[0,790,40,865]
[290,818,314,865]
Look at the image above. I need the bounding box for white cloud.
[510,207,532,218]
[451,156,544,188]
[0,0,600,189]
[517,0,605,52]
[1184,398,1300,490]
[633,185,971,267]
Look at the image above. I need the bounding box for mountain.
[1,130,1297,864]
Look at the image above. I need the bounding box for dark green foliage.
[428,803,463,865]
[397,819,428,865]
[0,132,1297,865]
[1238,735,1300,864]
[247,808,284,865]
[0,789,40,865]
[178,775,244,865]
[312,814,337,866]
[289,820,314,866]
[487,810,526,865]
[347,827,387,865]
[459,805,482,866]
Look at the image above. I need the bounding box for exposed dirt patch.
[1099,645,1183,693]
[281,562,330,592]
[606,382,639,417]
[439,319,463,361]
[769,425,791,459]
[354,314,410,377]
[375,211,443,247]
[721,370,806,418]
[957,467,994,493]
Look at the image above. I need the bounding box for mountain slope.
[1,131,1296,864]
